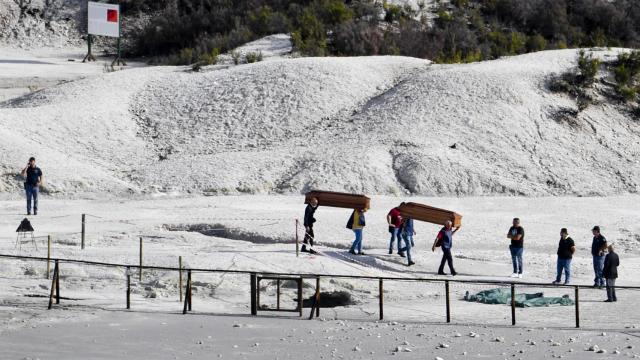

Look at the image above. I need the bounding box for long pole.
[46,235,51,279]
[139,237,143,282]
[55,260,60,304]
[126,266,131,309]
[187,270,192,312]
[295,219,299,257]
[81,214,86,249]
[179,256,183,302]
[250,273,257,315]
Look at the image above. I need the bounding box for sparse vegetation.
[122,0,640,64]
[245,51,263,63]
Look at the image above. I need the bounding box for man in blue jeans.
[507,218,524,278]
[20,157,43,216]
[387,205,403,255]
[399,216,416,266]
[591,226,608,288]
[432,220,459,275]
[553,228,575,285]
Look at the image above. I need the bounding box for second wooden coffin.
[305,190,371,210]
[398,202,462,227]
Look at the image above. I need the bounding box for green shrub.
[245,51,263,63]
[291,9,327,56]
[197,48,220,66]
[616,85,637,102]
[231,51,241,65]
[526,34,547,52]
[577,50,600,86]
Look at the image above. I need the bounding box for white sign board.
[88,2,120,38]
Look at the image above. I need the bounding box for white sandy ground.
[2,47,640,197]
[0,195,639,359]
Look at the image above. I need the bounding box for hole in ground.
[163,223,291,244]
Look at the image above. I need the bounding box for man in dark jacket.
[603,243,619,302]
[553,228,575,285]
[432,221,459,276]
[507,218,525,278]
[591,226,608,288]
[301,197,319,254]
[20,157,43,216]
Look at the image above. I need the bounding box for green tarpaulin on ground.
[464,288,574,307]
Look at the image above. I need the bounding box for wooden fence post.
[445,280,451,323]
[179,256,183,302]
[295,219,300,257]
[126,266,131,309]
[46,235,51,279]
[81,214,86,249]
[575,286,580,328]
[511,284,516,326]
[139,237,143,282]
[250,273,257,315]
[379,278,384,320]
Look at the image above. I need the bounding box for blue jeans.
[350,229,363,254]
[25,185,39,214]
[389,227,400,252]
[606,278,617,301]
[593,255,605,286]
[399,232,412,263]
[555,258,571,284]
[510,246,523,274]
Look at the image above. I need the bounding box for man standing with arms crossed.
[20,157,43,216]
[507,218,525,278]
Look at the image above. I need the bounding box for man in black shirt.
[553,228,575,285]
[20,157,43,216]
[301,197,318,254]
[507,218,525,278]
[603,243,619,302]
[591,226,608,288]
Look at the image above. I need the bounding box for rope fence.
[2,253,639,330]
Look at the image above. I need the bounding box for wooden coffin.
[304,190,371,210]
[397,202,462,227]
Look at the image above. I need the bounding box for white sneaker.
[517,274,523,279]
[510,273,518,278]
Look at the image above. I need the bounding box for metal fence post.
[46,235,51,279]
[250,273,257,315]
[511,283,516,326]
[445,280,451,323]
[47,260,59,310]
[575,286,580,328]
[126,266,131,309]
[379,278,384,320]
[315,276,320,318]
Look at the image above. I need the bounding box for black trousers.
[302,226,314,249]
[438,247,455,274]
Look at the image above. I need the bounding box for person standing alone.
[301,197,319,254]
[553,228,575,285]
[603,243,619,302]
[591,226,608,288]
[507,218,525,278]
[20,157,42,215]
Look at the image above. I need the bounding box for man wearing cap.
[553,228,575,285]
[591,226,608,288]
[20,157,43,216]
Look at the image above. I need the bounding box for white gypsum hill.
[1,49,639,196]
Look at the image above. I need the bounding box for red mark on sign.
[107,9,118,23]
